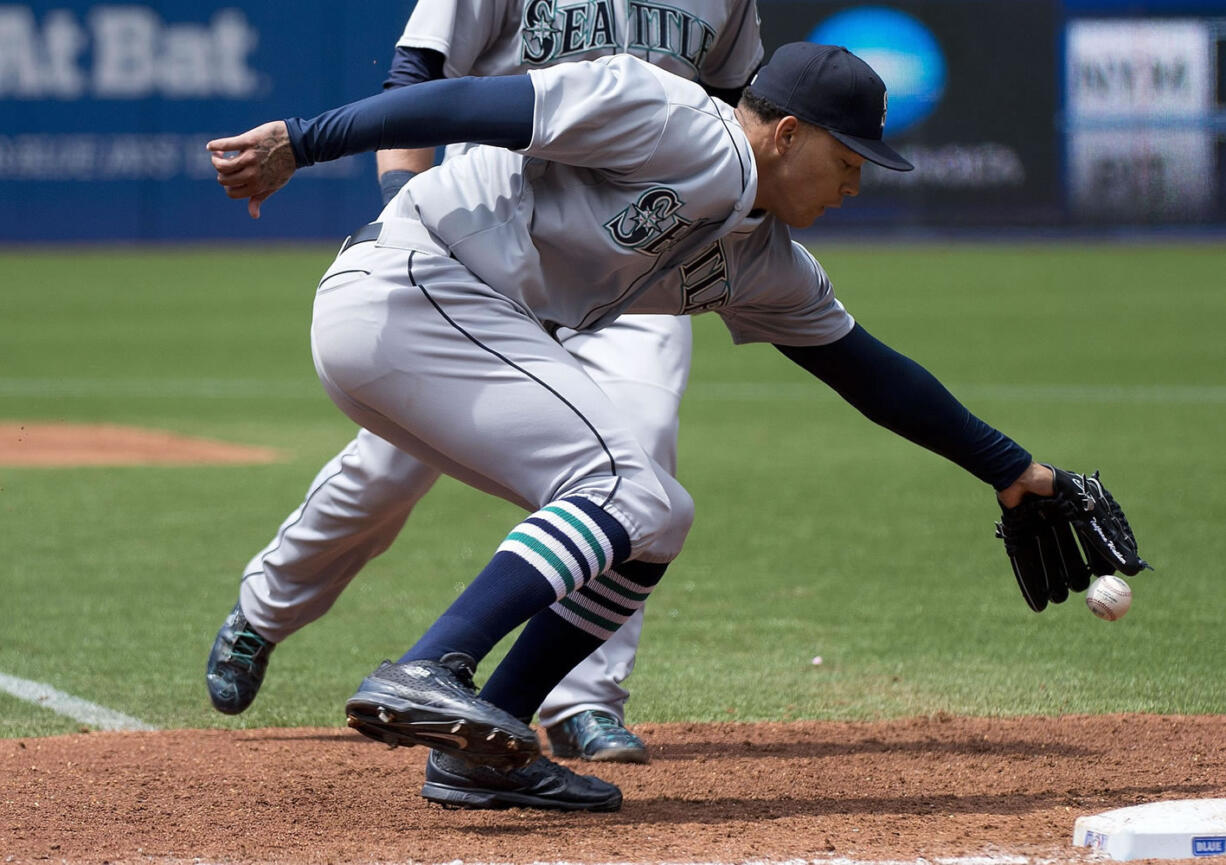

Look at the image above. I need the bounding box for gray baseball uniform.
[401,0,762,77]
[237,0,763,727]
[210,45,1046,807]
[309,58,852,539]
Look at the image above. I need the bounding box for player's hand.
[996,462,1055,509]
[207,121,297,219]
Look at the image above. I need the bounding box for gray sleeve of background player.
[698,0,764,90]
[396,0,510,77]
[719,240,856,346]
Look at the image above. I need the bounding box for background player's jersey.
[381,56,852,347]
[398,0,762,89]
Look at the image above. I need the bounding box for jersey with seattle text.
[380,56,852,347]
[397,0,762,90]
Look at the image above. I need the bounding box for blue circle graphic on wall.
[809,6,946,135]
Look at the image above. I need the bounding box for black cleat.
[547,710,649,764]
[206,602,276,715]
[345,654,540,769]
[421,749,622,811]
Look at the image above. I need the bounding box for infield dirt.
[4,714,1224,864]
[0,423,278,467]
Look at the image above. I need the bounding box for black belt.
[340,222,382,253]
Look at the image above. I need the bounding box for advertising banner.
[1065,17,1223,222]
[756,0,1063,228]
[1,2,412,241]
[5,1,1225,238]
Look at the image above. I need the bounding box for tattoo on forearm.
[255,130,293,189]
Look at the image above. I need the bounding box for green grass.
[1,242,1223,738]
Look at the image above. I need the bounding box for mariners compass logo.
[605,187,693,255]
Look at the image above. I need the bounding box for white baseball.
[1086,575,1132,621]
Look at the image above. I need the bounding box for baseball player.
[208,43,1060,811]
[204,0,764,764]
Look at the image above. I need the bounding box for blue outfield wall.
[2,0,1225,241]
[1,2,415,241]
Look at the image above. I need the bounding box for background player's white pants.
[240,241,691,725]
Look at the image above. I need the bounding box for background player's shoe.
[205,601,276,715]
[345,654,539,769]
[546,710,649,763]
[421,749,622,811]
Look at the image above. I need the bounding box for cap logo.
[750,42,913,171]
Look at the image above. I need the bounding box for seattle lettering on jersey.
[605,187,693,255]
[520,0,717,74]
[678,240,730,312]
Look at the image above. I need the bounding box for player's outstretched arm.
[208,121,297,219]
[208,75,534,218]
[774,324,1034,493]
[775,319,1149,610]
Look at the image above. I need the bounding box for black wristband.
[379,169,417,205]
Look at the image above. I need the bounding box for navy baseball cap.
[747,43,914,172]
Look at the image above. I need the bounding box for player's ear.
[773,116,799,155]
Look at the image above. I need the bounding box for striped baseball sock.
[479,559,668,720]
[400,496,631,665]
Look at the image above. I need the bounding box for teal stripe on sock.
[559,597,620,633]
[506,532,575,594]
[545,504,607,573]
[594,573,651,602]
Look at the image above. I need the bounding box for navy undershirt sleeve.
[383,45,446,89]
[286,75,535,168]
[775,324,1032,490]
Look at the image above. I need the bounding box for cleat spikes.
[344,659,540,767]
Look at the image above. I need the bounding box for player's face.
[768,124,864,228]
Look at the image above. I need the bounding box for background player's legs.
[239,427,440,643]
[205,427,442,714]
[539,608,642,727]
[541,316,691,759]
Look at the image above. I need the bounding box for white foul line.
[0,671,156,731]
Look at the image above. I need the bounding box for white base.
[1073,798,1226,860]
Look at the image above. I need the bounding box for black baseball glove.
[995,465,1151,612]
